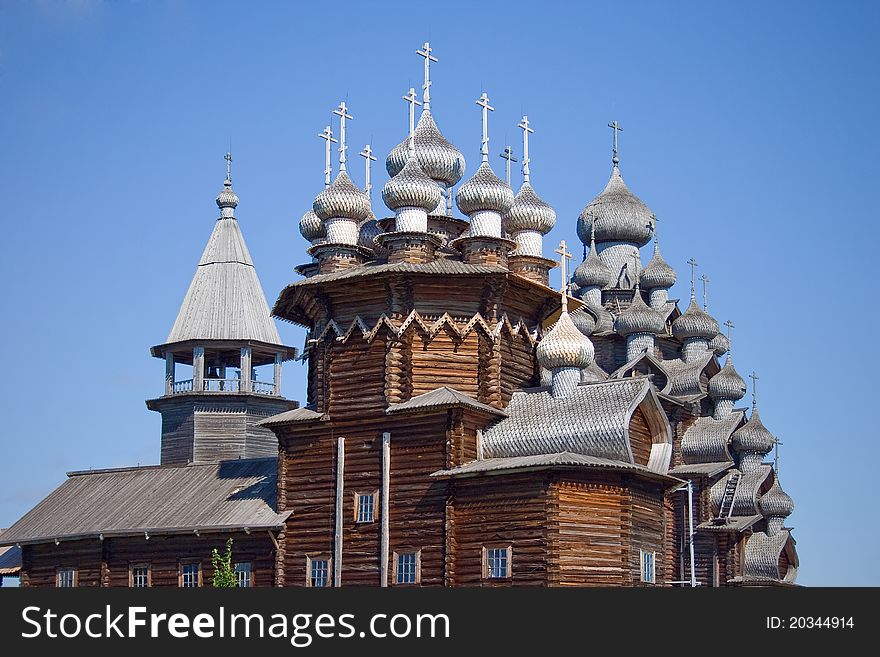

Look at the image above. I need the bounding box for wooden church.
[0,43,798,588]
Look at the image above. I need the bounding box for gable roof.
[0,458,288,546]
[257,406,326,427]
[386,386,507,417]
[164,217,283,346]
[0,532,21,575]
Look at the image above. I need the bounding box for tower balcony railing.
[201,378,242,392]
[169,379,277,395]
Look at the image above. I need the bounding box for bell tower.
[147,154,298,464]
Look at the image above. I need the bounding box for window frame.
[481,545,512,580]
[305,555,332,588]
[353,490,378,524]
[234,561,253,588]
[178,560,202,588]
[392,549,422,586]
[640,549,656,584]
[56,567,77,588]
[129,563,152,588]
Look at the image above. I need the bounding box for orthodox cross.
[403,87,422,149]
[630,253,641,290]
[608,120,623,165]
[416,41,437,111]
[224,151,232,183]
[650,213,658,243]
[772,436,783,476]
[476,92,494,163]
[555,240,573,312]
[749,371,759,411]
[687,257,699,299]
[518,115,533,184]
[318,126,338,188]
[700,273,710,310]
[359,144,377,197]
[332,101,352,172]
[724,319,735,353]
[499,146,517,186]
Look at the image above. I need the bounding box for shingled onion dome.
[299,208,325,244]
[503,182,556,256]
[387,111,466,187]
[615,288,665,361]
[709,331,730,356]
[759,479,794,535]
[731,410,774,472]
[313,171,372,245]
[573,231,614,306]
[358,214,387,259]
[570,306,597,336]
[537,309,595,399]
[382,150,442,233]
[216,178,239,218]
[456,161,514,236]
[708,356,746,419]
[673,297,719,362]
[640,239,677,309]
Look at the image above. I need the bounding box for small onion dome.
[386,111,466,186]
[708,356,746,402]
[576,166,654,247]
[640,242,677,289]
[672,298,720,341]
[216,179,239,209]
[299,208,325,243]
[570,306,596,336]
[358,216,386,256]
[614,290,665,336]
[503,182,556,234]
[537,311,595,370]
[313,171,372,222]
[456,161,514,216]
[572,240,614,289]
[709,331,730,356]
[759,479,794,518]
[731,410,774,455]
[382,151,441,212]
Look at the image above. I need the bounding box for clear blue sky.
[0,0,876,586]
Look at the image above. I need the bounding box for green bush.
[211,538,237,587]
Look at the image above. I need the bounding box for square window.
[235,562,252,588]
[394,551,420,585]
[307,557,331,587]
[180,562,201,588]
[640,550,656,584]
[130,564,150,588]
[484,546,511,579]
[356,492,376,523]
[56,568,76,588]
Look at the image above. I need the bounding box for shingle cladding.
[481,378,648,462]
[680,410,744,464]
[0,458,287,545]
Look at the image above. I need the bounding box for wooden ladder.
[717,473,740,519]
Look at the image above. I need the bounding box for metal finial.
[590,222,597,249]
[318,126,338,188]
[724,319,735,353]
[402,87,422,151]
[631,253,641,291]
[499,146,517,186]
[332,101,353,172]
[555,240,573,313]
[749,371,759,411]
[518,115,534,184]
[608,120,623,166]
[476,92,494,163]
[773,436,783,477]
[224,151,232,183]
[686,257,699,300]
[359,144,377,196]
[416,41,437,111]
[700,273,710,310]
[650,214,658,245]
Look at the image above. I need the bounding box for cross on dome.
[402,87,422,149]
[518,115,534,183]
[700,273,710,310]
[555,240,573,312]
[318,126,338,188]
[476,92,494,163]
[773,436,783,477]
[332,102,353,172]
[499,146,517,186]
[749,371,760,410]
[224,151,232,183]
[416,42,437,111]
[608,120,623,165]
[359,144,377,196]
[687,257,699,299]
[724,319,735,352]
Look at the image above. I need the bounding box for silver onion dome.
[358,215,387,258]
[709,331,730,356]
[216,179,239,210]
[386,111,466,186]
[503,182,556,234]
[708,356,747,401]
[313,171,372,222]
[573,240,614,289]
[672,298,720,341]
[731,410,774,455]
[614,290,665,336]
[382,151,442,212]
[456,161,514,216]
[570,306,597,336]
[759,479,794,518]
[537,311,595,371]
[640,241,677,289]
[576,166,654,247]
[299,208,325,243]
